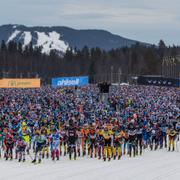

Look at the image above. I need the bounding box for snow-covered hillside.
[0,24,144,54]
[0,143,180,180]
[6,29,69,54]
[7,30,21,43]
[36,31,68,54]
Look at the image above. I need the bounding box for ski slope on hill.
[0,143,180,180]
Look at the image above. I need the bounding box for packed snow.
[0,142,180,180]
[36,31,69,54]
[7,30,20,43]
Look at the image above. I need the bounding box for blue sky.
[1,0,180,45]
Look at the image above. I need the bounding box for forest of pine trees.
[0,40,179,84]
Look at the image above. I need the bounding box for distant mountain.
[0,24,146,54]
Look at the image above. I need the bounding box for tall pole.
[118,67,122,85]
[111,66,113,84]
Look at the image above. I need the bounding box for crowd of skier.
[0,85,179,163]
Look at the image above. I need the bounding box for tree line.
[0,40,179,84]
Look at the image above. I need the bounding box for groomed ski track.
[0,143,180,180]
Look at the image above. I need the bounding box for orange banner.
[0,79,41,88]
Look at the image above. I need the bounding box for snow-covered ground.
[0,142,180,180]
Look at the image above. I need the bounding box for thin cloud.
[0,0,180,45]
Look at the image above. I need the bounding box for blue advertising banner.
[52,76,89,87]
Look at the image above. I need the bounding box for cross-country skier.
[50,129,60,161]
[89,126,97,158]
[102,126,112,161]
[176,121,180,141]
[127,122,137,157]
[16,136,26,162]
[96,127,104,160]
[136,124,143,155]
[167,125,177,151]
[60,125,68,156]
[32,130,47,163]
[4,133,16,160]
[18,121,31,155]
[41,127,50,159]
[67,120,78,160]
[113,126,124,160]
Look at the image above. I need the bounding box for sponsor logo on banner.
[138,76,179,87]
[57,79,80,86]
[0,79,41,88]
[52,76,88,87]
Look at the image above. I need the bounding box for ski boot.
[32,159,36,163]
[133,151,136,157]
[83,150,86,156]
[69,153,72,160]
[78,149,80,157]
[10,155,13,160]
[27,149,30,155]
